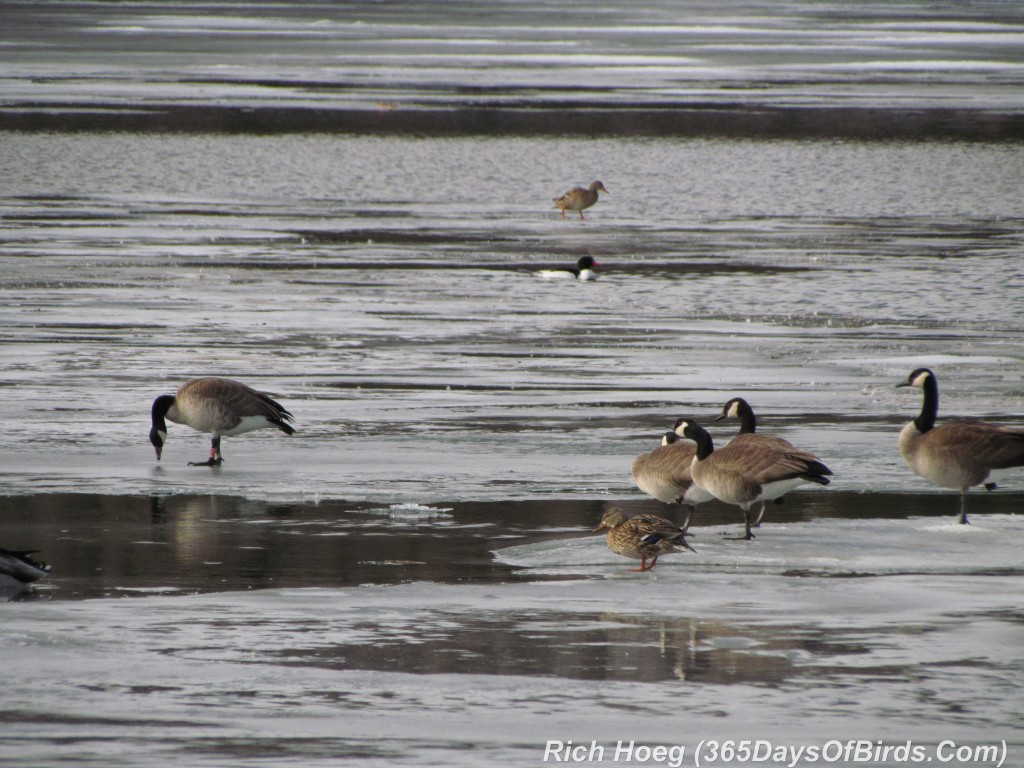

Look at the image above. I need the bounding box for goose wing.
[720,437,830,484]
[928,421,1024,471]
[183,378,294,430]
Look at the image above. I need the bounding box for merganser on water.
[537,256,599,281]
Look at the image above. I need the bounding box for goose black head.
[897,368,935,389]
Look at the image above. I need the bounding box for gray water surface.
[2,2,1024,766]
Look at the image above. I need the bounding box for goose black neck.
[738,408,756,434]
[691,426,715,461]
[915,376,938,433]
[151,394,175,429]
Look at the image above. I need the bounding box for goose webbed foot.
[188,457,223,467]
[720,530,756,541]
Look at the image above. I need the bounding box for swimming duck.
[538,256,599,281]
[553,180,608,220]
[897,367,1024,524]
[0,548,50,586]
[593,507,695,571]
[150,377,295,466]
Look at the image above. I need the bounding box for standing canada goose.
[0,548,50,586]
[553,180,608,220]
[537,255,600,281]
[592,507,695,572]
[716,397,794,442]
[631,431,712,530]
[714,397,809,525]
[674,418,832,540]
[150,377,295,466]
[897,367,1024,524]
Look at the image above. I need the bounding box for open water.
[1,2,1023,766]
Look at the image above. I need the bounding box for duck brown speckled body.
[593,507,694,571]
[553,180,607,219]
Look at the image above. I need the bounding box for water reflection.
[271,610,814,685]
[5,491,1022,603]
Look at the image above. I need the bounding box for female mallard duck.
[631,431,712,530]
[593,507,695,571]
[553,180,608,219]
[897,367,1024,524]
[150,377,295,466]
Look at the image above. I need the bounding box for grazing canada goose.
[0,548,50,586]
[714,397,809,524]
[631,431,713,530]
[674,418,832,540]
[593,507,695,572]
[150,377,295,467]
[897,367,1024,524]
[538,255,600,281]
[553,180,608,220]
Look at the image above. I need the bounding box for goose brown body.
[631,432,711,529]
[674,418,831,540]
[897,367,1024,524]
[715,397,817,525]
[150,377,295,466]
[553,180,607,219]
[593,508,694,571]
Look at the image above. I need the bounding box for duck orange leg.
[631,556,658,572]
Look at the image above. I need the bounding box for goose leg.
[722,509,756,540]
[959,489,970,525]
[189,436,224,467]
[751,500,768,527]
[679,503,695,533]
[744,508,756,540]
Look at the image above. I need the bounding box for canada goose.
[897,367,1024,524]
[674,418,832,540]
[538,255,600,281]
[716,397,794,441]
[714,397,808,524]
[0,548,50,586]
[553,180,608,220]
[592,507,695,571]
[150,377,295,466]
[631,431,712,530]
